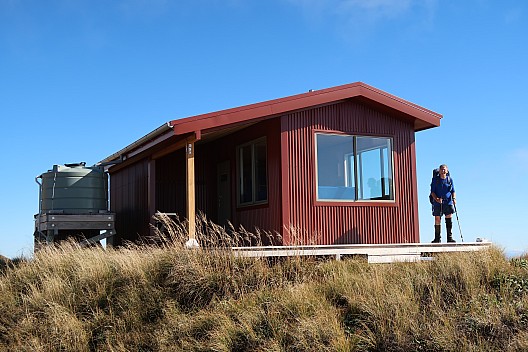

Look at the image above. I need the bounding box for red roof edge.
[169,82,442,135]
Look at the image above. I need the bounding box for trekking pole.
[453,203,463,242]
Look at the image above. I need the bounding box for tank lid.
[64,162,86,168]
[51,162,88,173]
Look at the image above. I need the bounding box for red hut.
[100,82,441,246]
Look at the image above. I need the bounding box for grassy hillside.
[1,219,528,351]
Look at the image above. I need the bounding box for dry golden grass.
[1,216,527,351]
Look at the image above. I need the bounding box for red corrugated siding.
[155,150,186,215]
[231,119,282,243]
[153,119,283,242]
[283,100,418,245]
[109,158,150,245]
[109,100,419,246]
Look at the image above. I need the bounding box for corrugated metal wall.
[109,158,150,245]
[204,118,283,243]
[109,100,419,246]
[155,149,186,215]
[108,119,283,245]
[283,100,418,245]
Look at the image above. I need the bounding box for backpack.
[429,168,452,204]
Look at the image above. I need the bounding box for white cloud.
[285,0,438,35]
[287,0,436,18]
[338,0,414,18]
[504,6,523,25]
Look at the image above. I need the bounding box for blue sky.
[1,0,526,258]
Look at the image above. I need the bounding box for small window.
[237,138,267,206]
[315,133,394,201]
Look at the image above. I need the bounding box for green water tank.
[39,162,108,214]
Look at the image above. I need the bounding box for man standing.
[430,164,456,243]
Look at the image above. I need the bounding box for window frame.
[314,131,396,205]
[236,137,268,208]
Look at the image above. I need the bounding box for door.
[217,160,231,227]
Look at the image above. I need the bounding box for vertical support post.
[409,138,420,243]
[186,140,196,241]
[47,228,58,244]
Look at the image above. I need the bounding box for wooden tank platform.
[34,212,116,249]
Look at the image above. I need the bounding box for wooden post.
[186,139,196,241]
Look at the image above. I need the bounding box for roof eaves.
[168,82,441,135]
[357,83,442,127]
[100,82,442,165]
[98,123,173,164]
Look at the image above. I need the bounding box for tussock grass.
[1,216,527,351]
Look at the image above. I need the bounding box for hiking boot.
[446,218,455,243]
[432,225,441,243]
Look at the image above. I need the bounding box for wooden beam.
[186,139,196,240]
[151,136,189,160]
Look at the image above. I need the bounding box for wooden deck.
[232,242,493,263]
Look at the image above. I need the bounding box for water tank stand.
[34,213,116,249]
[79,230,115,247]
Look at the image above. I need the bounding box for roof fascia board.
[357,84,441,128]
[105,132,195,174]
[99,123,173,164]
[169,83,362,135]
[169,82,441,136]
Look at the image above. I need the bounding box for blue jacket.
[431,176,455,205]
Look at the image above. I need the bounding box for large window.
[315,133,394,201]
[237,138,267,206]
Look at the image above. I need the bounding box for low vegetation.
[1,216,528,351]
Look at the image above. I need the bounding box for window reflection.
[316,133,393,201]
